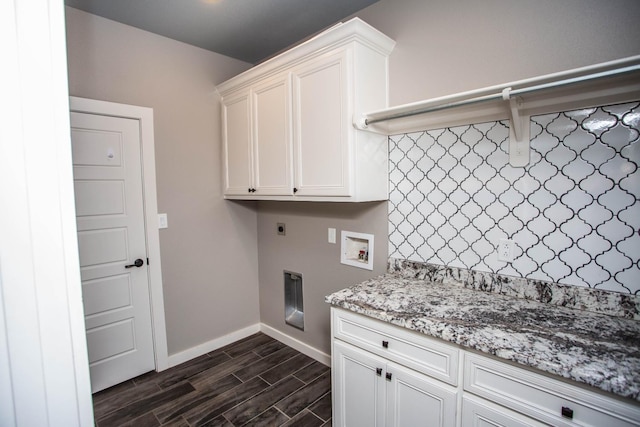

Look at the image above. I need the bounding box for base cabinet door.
[386,362,457,427]
[333,340,386,427]
[333,340,458,427]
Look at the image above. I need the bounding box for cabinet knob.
[382,340,389,348]
[561,406,573,419]
[385,372,392,381]
[293,187,298,193]
[376,368,382,376]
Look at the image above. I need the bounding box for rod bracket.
[353,113,387,134]
[502,87,530,167]
[353,114,369,130]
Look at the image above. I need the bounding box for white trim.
[167,324,261,367]
[165,323,330,369]
[217,17,395,95]
[69,96,170,372]
[1,0,93,425]
[260,324,331,367]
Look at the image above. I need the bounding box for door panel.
[86,319,135,363]
[71,112,155,393]
[74,180,125,216]
[222,90,253,195]
[292,49,351,196]
[333,340,386,427]
[387,362,457,427]
[82,275,132,316]
[71,128,123,166]
[77,228,129,267]
[253,74,293,195]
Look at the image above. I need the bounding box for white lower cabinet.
[333,340,457,427]
[331,308,640,427]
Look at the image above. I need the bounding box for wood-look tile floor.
[92,333,332,427]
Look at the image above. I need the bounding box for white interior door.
[70,112,155,393]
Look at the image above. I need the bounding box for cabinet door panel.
[333,340,385,427]
[222,91,252,195]
[387,362,457,427]
[253,75,293,195]
[293,49,351,196]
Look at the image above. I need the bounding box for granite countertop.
[326,262,640,402]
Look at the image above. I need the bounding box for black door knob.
[125,258,144,268]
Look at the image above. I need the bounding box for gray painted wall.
[65,0,640,360]
[355,0,640,105]
[65,7,258,356]
[257,202,388,356]
[257,0,640,356]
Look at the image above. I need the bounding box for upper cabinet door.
[292,49,352,197]
[253,74,293,196]
[222,90,253,195]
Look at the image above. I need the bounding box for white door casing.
[69,97,168,390]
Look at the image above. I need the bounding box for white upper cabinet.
[218,18,395,201]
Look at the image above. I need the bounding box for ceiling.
[64,0,381,64]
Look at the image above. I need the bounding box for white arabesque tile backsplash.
[388,102,640,294]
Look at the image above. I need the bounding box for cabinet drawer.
[462,394,547,427]
[464,352,640,426]
[332,308,459,386]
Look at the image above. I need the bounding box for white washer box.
[341,230,374,270]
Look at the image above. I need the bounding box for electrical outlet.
[277,223,286,236]
[498,238,515,262]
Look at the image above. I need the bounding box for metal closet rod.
[364,63,640,126]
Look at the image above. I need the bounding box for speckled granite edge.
[388,258,640,320]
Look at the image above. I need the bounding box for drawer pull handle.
[382,340,389,348]
[376,368,382,376]
[561,406,574,419]
[385,372,392,381]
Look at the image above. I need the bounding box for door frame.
[70,96,169,372]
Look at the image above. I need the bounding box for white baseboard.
[165,322,331,369]
[166,323,260,368]
[260,324,331,367]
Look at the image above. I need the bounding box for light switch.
[328,228,336,244]
[158,213,168,229]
